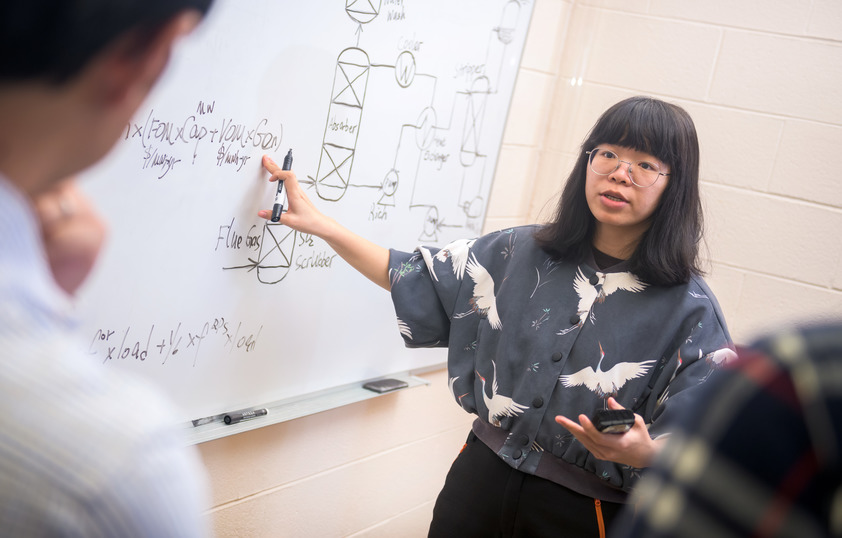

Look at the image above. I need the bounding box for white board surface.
[76,0,534,424]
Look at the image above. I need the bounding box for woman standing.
[259,96,734,537]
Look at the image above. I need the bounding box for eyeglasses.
[586,148,669,188]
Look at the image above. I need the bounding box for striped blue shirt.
[0,177,211,537]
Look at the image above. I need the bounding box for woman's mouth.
[601,192,628,203]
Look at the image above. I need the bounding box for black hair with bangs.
[534,96,702,286]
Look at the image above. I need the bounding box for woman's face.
[584,144,671,252]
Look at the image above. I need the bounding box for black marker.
[270,149,293,222]
[223,408,268,425]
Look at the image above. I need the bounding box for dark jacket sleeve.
[388,246,467,348]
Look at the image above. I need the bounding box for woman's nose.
[609,160,633,184]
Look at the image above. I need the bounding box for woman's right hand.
[257,154,331,237]
[257,153,391,290]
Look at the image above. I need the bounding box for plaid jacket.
[618,322,842,537]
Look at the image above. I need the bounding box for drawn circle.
[464,197,484,218]
[395,51,416,88]
[337,46,371,70]
[345,0,381,24]
[381,170,399,196]
[471,75,490,93]
[496,1,520,44]
[422,207,439,237]
[415,107,437,150]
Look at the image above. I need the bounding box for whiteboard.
[76,0,534,424]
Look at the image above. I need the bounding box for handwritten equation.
[121,100,284,179]
[88,317,263,367]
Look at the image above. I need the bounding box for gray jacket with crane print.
[389,225,734,501]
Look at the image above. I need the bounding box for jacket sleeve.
[644,277,736,439]
[388,245,468,348]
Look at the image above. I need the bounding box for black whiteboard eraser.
[363,378,409,393]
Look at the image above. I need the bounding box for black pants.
[428,432,624,538]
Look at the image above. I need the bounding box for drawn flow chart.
[312,0,523,212]
[235,0,528,283]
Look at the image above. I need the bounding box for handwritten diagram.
[305,0,528,241]
[238,0,530,280]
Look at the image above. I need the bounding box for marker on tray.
[223,408,268,425]
[270,149,293,222]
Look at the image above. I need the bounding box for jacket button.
[569,314,580,325]
[589,274,599,285]
[512,449,523,459]
[532,397,544,408]
[551,352,563,362]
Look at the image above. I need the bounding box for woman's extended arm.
[257,155,391,291]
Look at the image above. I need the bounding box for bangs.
[585,97,685,166]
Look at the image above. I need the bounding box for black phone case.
[592,409,634,433]
[363,378,409,393]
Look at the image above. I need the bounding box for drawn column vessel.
[315,47,371,201]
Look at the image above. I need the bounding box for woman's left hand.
[555,397,663,469]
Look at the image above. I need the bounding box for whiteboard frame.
[184,370,431,444]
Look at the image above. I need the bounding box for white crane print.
[656,348,683,407]
[704,347,737,368]
[478,360,528,427]
[418,238,476,282]
[699,346,738,382]
[453,253,502,330]
[448,376,470,409]
[560,342,655,408]
[558,269,646,335]
[396,318,412,340]
[658,346,738,404]
[435,238,476,280]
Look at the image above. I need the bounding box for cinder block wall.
[201,1,842,535]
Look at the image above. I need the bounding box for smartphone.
[363,378,409,393]
[592,409,634,434]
